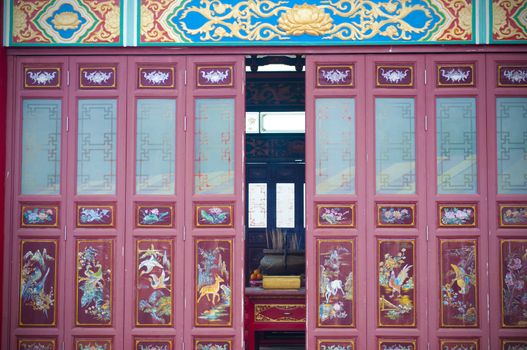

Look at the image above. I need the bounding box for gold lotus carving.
[278,4,333,36]
[51,11,81,30]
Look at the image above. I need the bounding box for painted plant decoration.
[135,340,172,350]
[196,206,232,227]
[317,65,353,87]
[21,206,58,227]
[378,240,415,327]
[318,239,354,327]
[440,240,478,327]
[77,206,113,227]
[379,341,416,350]
[137,240,173,326]
[501,239,527,327]
[317,205,354,227]
[318,341,354,350]
[137,206,172,227]
[439,205,476,227]
[19,240,57,326]
[18,339,56,350]
[195,341,231,350]
[377,204,415,227]
[76,339,112,350]
[76,240,112,325]
[500,204,527,227]
[195,240,232,326]
[440,339,479,350]
[502,340,527,350]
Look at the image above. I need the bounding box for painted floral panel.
[195,205,233,227]
[501,239,527,327]
[502,339,527,350]
[19,240,57,327]
[135,339,173,350]
[317,205,355,227]
[440,339,479,350]
[439,205,476,227]
[498,66,527,87]
[378,240,416,327]
[377,204,415,227]
[76,240,113,326]
[376,65,414,87]
[440,239,478,327]
[75,338,112,350]
[197,66,233,87]
[195,339,232,350]
[18,338,56,350]
[137,205,173,228]
[77,205,114,227]
[500,204,527,227]
[24,67,61,89]
[138,67,175,88]
[437,64,474,87]
[317,65,354,87]
[318,239,354,327]
[21,205,59,228]
[195,239,232,327]
[79,67,117,89]
[136,239,173,326]
[378,339,417,350]
[317,339,355,350]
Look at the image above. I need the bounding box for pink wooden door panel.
[64,56,128,349]
[487,54,527,350]
[7,56,69,349]
[305,55,367,349]
[123,56,186,350]
[425,53,489,350]
[184,55,245,350]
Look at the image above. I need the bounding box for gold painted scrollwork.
[85,1,120,43]
[13,1,51,43]
[141,0,178,42]
[493,0,527,40]
[437,0,472,41]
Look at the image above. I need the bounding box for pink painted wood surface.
[0,19,6,348]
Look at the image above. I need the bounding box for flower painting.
[439,339,479,350]
[136,240,173,326]
[378,339,416,350]
[21,205,58,227]
[439,205,476,227]
[502,340,527,350]
[18,339,56,350]
[195,340,231,350]
[440,240,478,327]
[76,240,112,326]
[501,239,527,327]
[317,339,354,350]
[195,240,232,326]
[378,240,415,327]
[317,205,354,227]
[196,205,233,227]
[377,204,415,227]
[75,339,112,350]
[500,204,527,227]
[77,205,114,227]
[318,239,354,327]
[135,339,173,350]
[137,206,173,227]
[19,240,57,326]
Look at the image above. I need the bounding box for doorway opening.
[244,55,307,350]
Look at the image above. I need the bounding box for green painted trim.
[478,0,487,44]
[136,0,141,48]
[8,0,13,46]
[125,0,136,46]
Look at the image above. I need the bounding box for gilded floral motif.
[12,0,51,43]
[85,0,120,43]
[493,0,527,40]
[51,11,81,30]
[437,0,472,41]
[278,4,333,36]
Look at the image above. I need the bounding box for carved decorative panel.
[136,98,176,195]
[245,134,305,162]
[378,239,416,327]
[135,339,173,350]
[76,239,113,326]
[496,97,527,194]
[316,204,355,228]
[195,205,233,227]
[501,239,527,328]
[77,204,114,227]
[315,98,355,194]
[79,66,117,89]
[436,97,477,194]
[440,239,478,327]
[501,339,527,350]
[437,64,475,87]
[376,98,416,194]
[138,67,175,88]
[498,66,527,87]
[493,0,527,42]
[77,99,117,195]
[18,338,56,350]
[21,205,59,228]
[136,205,173,228]
[499,204,527,228]
[136,239,173,326]
[246,73,304,112]
[24,67,61,89]
[317,339,355,350]
[194,339,232,350]
[197,66,233,87]
[254,304,305,322]
[194,98,235,195]
[440,339,479,350]
[378,338,417,350]
[21,99,62,195]
[316,65,354,87]
[195,239,232,327]
[317,239,354,327]
[19,240,58,327]
[438,204,477,227]
[376,204,416,227]
[376,65,414,87]
[74,338,113,350]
